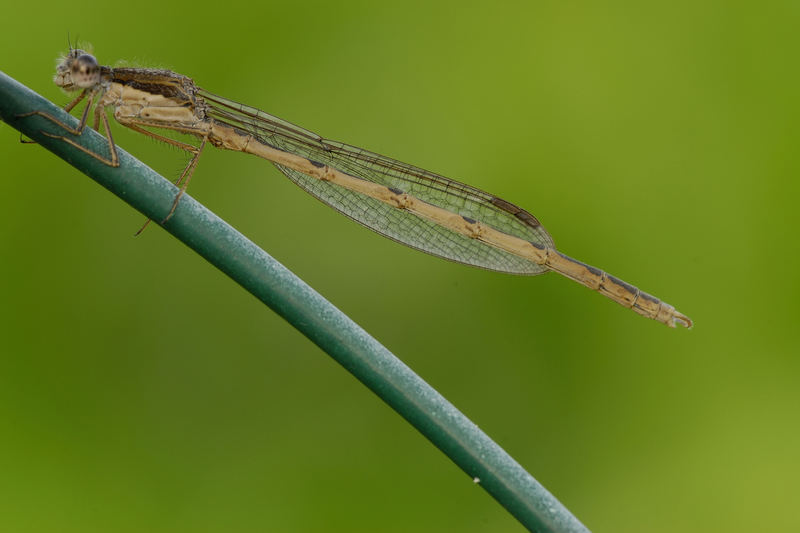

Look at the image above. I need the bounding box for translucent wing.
[200,90,554,274]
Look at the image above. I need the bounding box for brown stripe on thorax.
[106,67,198,106]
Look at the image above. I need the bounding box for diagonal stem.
[0,71,590,533]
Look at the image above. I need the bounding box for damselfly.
[19,48,692,328]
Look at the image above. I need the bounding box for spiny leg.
[16,89,119,167]
[121,124,208,220]
[39,103,120,167]
[64,90,89,114]
[17,89,95,136]
[92,100,102,131]
[121,121,203,153]
[163,135,208,222]
[120,123,207,234]
[18,90,90,144]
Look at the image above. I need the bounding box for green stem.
[0,71,589,533]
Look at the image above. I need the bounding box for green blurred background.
[1,1,797,531]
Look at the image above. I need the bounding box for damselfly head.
[54,49,101,91]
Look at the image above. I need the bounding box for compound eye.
[66,52,101,88]
[72,53,99,74]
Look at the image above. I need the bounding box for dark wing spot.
[388,187,404,195]
[514,210,542,227]
[462,216,477,224]
[490,197,542,228]
[309,159,325,168]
